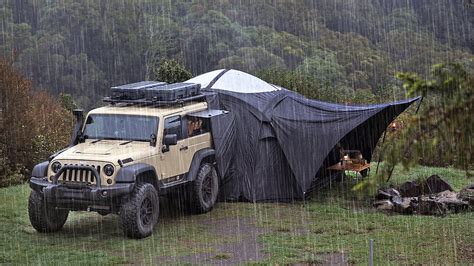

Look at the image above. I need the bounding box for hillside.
[1,0,473,108]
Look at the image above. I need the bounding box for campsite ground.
[0,165,472,265]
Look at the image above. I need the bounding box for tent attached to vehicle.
[187,69,420,202]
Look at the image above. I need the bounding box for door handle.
[180,146,188,151]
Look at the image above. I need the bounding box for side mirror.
[163,134,178,146]
[150,134,157,147]
[162,134,177,152]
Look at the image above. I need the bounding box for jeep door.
[159,115,188,178]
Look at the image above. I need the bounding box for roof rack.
[103,94,206,105]
[103,81,205,106]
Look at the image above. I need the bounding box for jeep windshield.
[83,114,159,142]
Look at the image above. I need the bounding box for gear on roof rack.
[104,82,204,105]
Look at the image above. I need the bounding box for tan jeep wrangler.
[28,81,223,238]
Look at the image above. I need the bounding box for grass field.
[0,165,472,264]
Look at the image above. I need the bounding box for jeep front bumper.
[30,177,133,202]
[29,164,134,210]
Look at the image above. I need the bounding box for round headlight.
[104,164,114,176]
[51,162,62,174]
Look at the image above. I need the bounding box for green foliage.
[354,63,473,194]
[258,68,394,105]
[0,0,471,103]
[58,93,78,112]
[151,59,192,84]
[219,47,285,74]
[393,63,473,171]
[257,68,323,99]
[297,49,345,86]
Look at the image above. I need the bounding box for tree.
[354,63,473,194]
[218,47,285,74]
[0,58,73,186]
[297,49,345,87]
[257,68,323,99]
[391,63,473,172]
[151,59,192,84]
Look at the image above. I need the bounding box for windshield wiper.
[91,139,103,144]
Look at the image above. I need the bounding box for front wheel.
[192,163,219,214]
[28,190,69,233]
[120,183,159,239]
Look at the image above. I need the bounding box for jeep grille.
[58,164,101,185]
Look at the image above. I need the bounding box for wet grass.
[0,165,472,264]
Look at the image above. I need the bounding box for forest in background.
[0,0,473,185]
[1,0,473,108]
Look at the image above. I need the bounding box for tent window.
[184,116,210,138]
[164,115,183,140]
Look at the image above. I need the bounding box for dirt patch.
[457,243,474,262]
[317,252,351,265]
[155,216,270,264]
[296,252,351,265]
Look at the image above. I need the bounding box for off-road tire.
[120,183,159,239]
[192,163,219,214]
[28,190,69,233]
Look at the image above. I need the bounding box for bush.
[0,58,73,186]
[150,59,192,83]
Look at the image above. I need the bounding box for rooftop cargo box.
[144,83,201,102]
[111,81,166,100]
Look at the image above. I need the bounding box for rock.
[398,181,422,197]
[417,191,469,215]
[373,200,394,210]
[459,185,474,206]
[398,175,453,197]
[436,190,457,198]
[391,195,402,205]
[392,196,414,214]
[417,197,447,215]
[422,175,453,194]
[375,188,401,200]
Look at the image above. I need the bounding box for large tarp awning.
[186,70,420,202]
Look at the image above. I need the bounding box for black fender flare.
[115,163,158,186]
[31,161,49,178]
[186,148,216,181]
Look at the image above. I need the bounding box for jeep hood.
[53,141,155,164]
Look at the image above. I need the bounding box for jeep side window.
[163,116,183,141]
[184,116,210,138]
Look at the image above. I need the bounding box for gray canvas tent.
[187,69,420,202]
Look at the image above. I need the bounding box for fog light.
[101,191,108,197]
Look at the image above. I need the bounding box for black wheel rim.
[140,198,153,226]
[201,172,214,204]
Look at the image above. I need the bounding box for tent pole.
[375,130,387,175]
[415,96,423,113]
[386,165,395,182]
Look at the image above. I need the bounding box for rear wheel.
[28,190,69,233]
[192,163,219,214]
[120,183,159,239]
